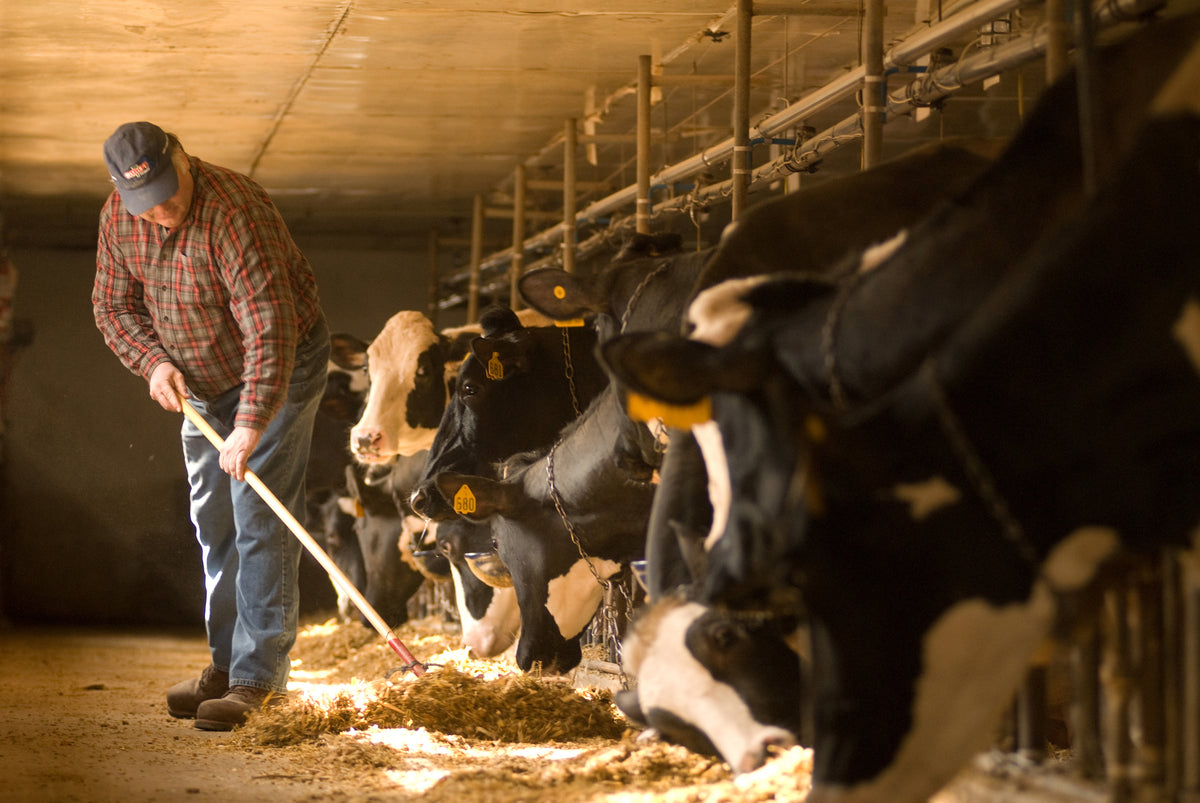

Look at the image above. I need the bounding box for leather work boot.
[166,664,229,719]
[194,685,285,731]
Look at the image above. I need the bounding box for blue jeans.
[180,317,330,693]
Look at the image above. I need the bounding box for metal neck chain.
[820,269,867,414]
[921,359,1040,568]
[545,440,635,671]
[620,261,672,332]
[560,327,581,418]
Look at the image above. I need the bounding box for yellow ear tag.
[555,318,586,327]
[486,351,504,380]
[454,484,477,515]
[354,499,365,518]
[553,285,567,299]
[625,391,712,428]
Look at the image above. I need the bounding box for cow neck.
[545,439,636,668]
[619,260,672,332]
[919,358,1041,571]
[821,267,867,413]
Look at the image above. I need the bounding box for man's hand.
[149,362,189,412]
[220,426,262,481]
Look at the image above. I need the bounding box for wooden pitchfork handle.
[177,394,426,677]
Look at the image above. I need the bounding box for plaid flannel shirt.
[93,155,323,431]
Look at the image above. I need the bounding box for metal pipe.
[563,118,578,273]
[1185,562,1200,793]
[467,193,484,323]
[637,55,653,234]
[1073,0,1102,196]
[732,0,753,220]
[438,0,1151,310]
[862,0,886,169]
[426,229,439,326]
[510,163,526,309]
[1044,0,1070,83]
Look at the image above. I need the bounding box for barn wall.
[0,242,445,626]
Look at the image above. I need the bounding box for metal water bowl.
[465,550,513,588]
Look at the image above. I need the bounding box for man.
[92,121,329,730]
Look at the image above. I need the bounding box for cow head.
[619,594,805,773]
[305,489,366,623]
[519,235,712,337]
[409,306,608,521]
[435,518,521,658]
[343,462,428,627]
[431,386,657,673]
[350,311,459,464]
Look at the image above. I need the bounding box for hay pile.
[245,667,627,746]
[219,617,816,801]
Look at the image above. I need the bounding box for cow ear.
[469,333,530,381]
[433,472,516,521]
[600,332,723,405]
[478,306,523,338]
[329,333,369,370]
[519,268,599,321]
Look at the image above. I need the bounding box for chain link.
[546,441,634,680]
[921,359,1039,567]
[560,327,582,418]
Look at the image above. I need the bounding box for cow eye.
[708,622,739,650]
[461,380,479,397]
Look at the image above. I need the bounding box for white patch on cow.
[1172,298,1200,376]
[1151,38,1200,115]
[692,420,732,552]
[545,558,621,639]
[625,600,796,774]
[891,476,961,521]
[328,359,370,393]
[831,528,1119,803]
[451,564,521,658]
[718,218,742,246]
[1040,526,1119,591]
[687,275,771,347]
[856,229,908,274]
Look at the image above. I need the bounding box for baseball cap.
[103,122,179,215]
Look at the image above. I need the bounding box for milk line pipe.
[177,393,427,677]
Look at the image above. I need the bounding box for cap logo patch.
[122,158,154,183]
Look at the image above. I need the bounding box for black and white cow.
[432,383,662,673]
[303,333,374,618]
[409,306,611,522]
[349,308,549,464]
[342,459,430,627]
[640,137,1006,602]
[603,19,1200,800]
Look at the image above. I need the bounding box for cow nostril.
[739,728,798,773]
[352,428,382,455]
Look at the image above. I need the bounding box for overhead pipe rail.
[434,0,1159,312]
[434,0,1024,311]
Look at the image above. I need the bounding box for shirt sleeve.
[92,202,172,382]
[216,201,301,431]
